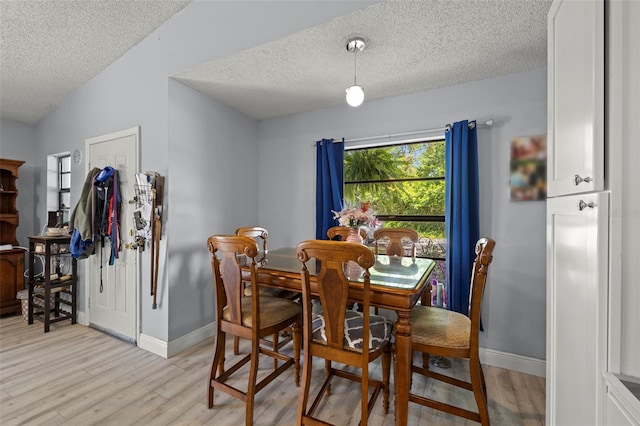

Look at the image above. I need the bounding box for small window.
[58,155,71,223]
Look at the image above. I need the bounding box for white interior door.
[86,127,139,341]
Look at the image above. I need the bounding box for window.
[344,139,446,283]
[58,154,71,224]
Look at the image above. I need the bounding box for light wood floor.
[0,316,545,425]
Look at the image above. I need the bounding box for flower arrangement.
[332,202,377,229]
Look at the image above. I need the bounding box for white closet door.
[547,0,604,197]
[546,192,609,425]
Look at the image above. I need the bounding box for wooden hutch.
[0,158,26,316]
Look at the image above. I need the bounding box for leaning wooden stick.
[149,187,156,297]
[151,175,164,309]
[152,213,161,309]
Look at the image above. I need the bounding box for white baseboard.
[78,308,215,359]
[138,321,216,359]
[603,372,640,424]
[138,333,168,358]
[80,310,545,377]
[167,321,216,358]
[480,347,546,377]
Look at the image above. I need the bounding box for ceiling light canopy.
[345,37,365,107]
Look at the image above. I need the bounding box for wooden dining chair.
[235,226,268,253]
[327,225,369,312]
[234,227,271,354]
[206,235,301,425]
[373,227,419,257]
[234,226,300,357]
[408,237,496,425]
[326,225,367,241]
[372,228,419,314]
[296,240,393,426]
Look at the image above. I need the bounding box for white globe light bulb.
[345,85,364,107]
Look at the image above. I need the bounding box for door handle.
[574,174,593,186]
[578,200,595,211]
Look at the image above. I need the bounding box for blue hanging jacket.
[70,228,95,259]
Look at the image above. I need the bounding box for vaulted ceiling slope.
[0,0,551,126]
[0,0,191,125]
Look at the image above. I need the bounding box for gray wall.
[167,80,259,340]
[258,69,547,359]
[0,119,38,247]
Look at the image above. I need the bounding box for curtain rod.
[340,119,493,144]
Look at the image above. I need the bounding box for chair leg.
[218,353,226,377]
[273,332,279,370]
[480,361,488,396]
[470,358,490,426]
[245,334,260,426]
[208,330,226,408]
[382,344,391,413]
[325,360,332,395]
[361,366,369,426]
[233,336,240,355]
[297,335,313,423]
[293,321,301,387]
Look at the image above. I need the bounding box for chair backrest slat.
[327,226,367,242]
[373,228,419,257]
[207,235,259,326]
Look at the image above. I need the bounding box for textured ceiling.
[173,0,552,120]
[0,0,551,126]
[0,0,190,125]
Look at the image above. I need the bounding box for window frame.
[343,137,446,261]
[58,154,71,223]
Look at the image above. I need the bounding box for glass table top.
[253,247,435,291]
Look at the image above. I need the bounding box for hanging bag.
[93,166,117,292]
[94,166,115,239]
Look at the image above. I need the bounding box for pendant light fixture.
[345,37,365,107]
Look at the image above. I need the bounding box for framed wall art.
[509,134,547,201]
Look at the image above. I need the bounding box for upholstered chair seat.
[311,310,393,351]
[242,285,299,300]
[410,306,470,350]
[223,296,302,329]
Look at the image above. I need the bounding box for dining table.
[243,246,436,425]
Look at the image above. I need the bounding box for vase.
[345,227,364,244]
[345,227,364,278]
